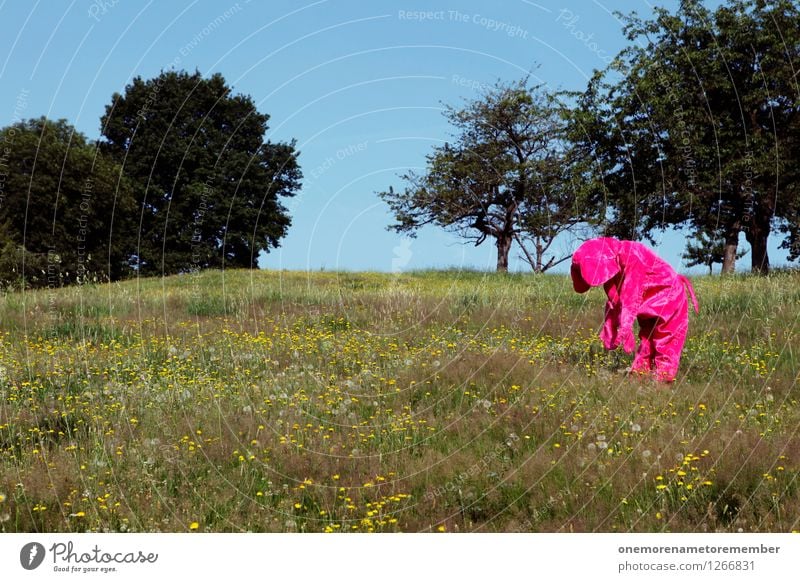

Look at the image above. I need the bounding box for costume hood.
[570,237,622,293]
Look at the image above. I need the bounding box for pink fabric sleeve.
[616,267,645,354]
[600,274,621,350]
[600,297,621,349]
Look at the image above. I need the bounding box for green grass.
[0,268,798,533]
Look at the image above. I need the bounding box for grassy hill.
[0,269,798,532]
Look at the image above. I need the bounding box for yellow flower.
[656,512,663,520]
[189,521,199,530]
[0,493,5,503]
[437,525,446,532]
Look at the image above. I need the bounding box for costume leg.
[631,317,656,375]
[652,301,689,382]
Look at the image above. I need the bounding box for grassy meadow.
[0,268,798,533]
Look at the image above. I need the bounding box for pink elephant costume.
[570,237,699,382]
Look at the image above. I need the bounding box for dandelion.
[189,522,199,530]
[437,525,446,532]
[631,423,641,433]
[0,493,6,503]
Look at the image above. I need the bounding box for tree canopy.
[100,70,302,276]
[0,117,135,287]
[380,79,591,272]
[571,0,800,274]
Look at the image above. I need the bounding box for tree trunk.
[744,111,771,275]
[513,233,538,272]
[535,240,544,273]
[750,234,769,275]
[721,229,739,275]
[496,235,512,272]
[747,216,770,275]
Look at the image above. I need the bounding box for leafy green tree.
[100,70,301,275]
[380,79,590,273]
[0,117,135,287]
[572,0,800,274]
[682,226,748,274]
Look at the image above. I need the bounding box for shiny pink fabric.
[571,238,699,382]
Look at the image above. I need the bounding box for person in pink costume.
[570,237,699,382]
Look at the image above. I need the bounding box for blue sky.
[0,0,789,274]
